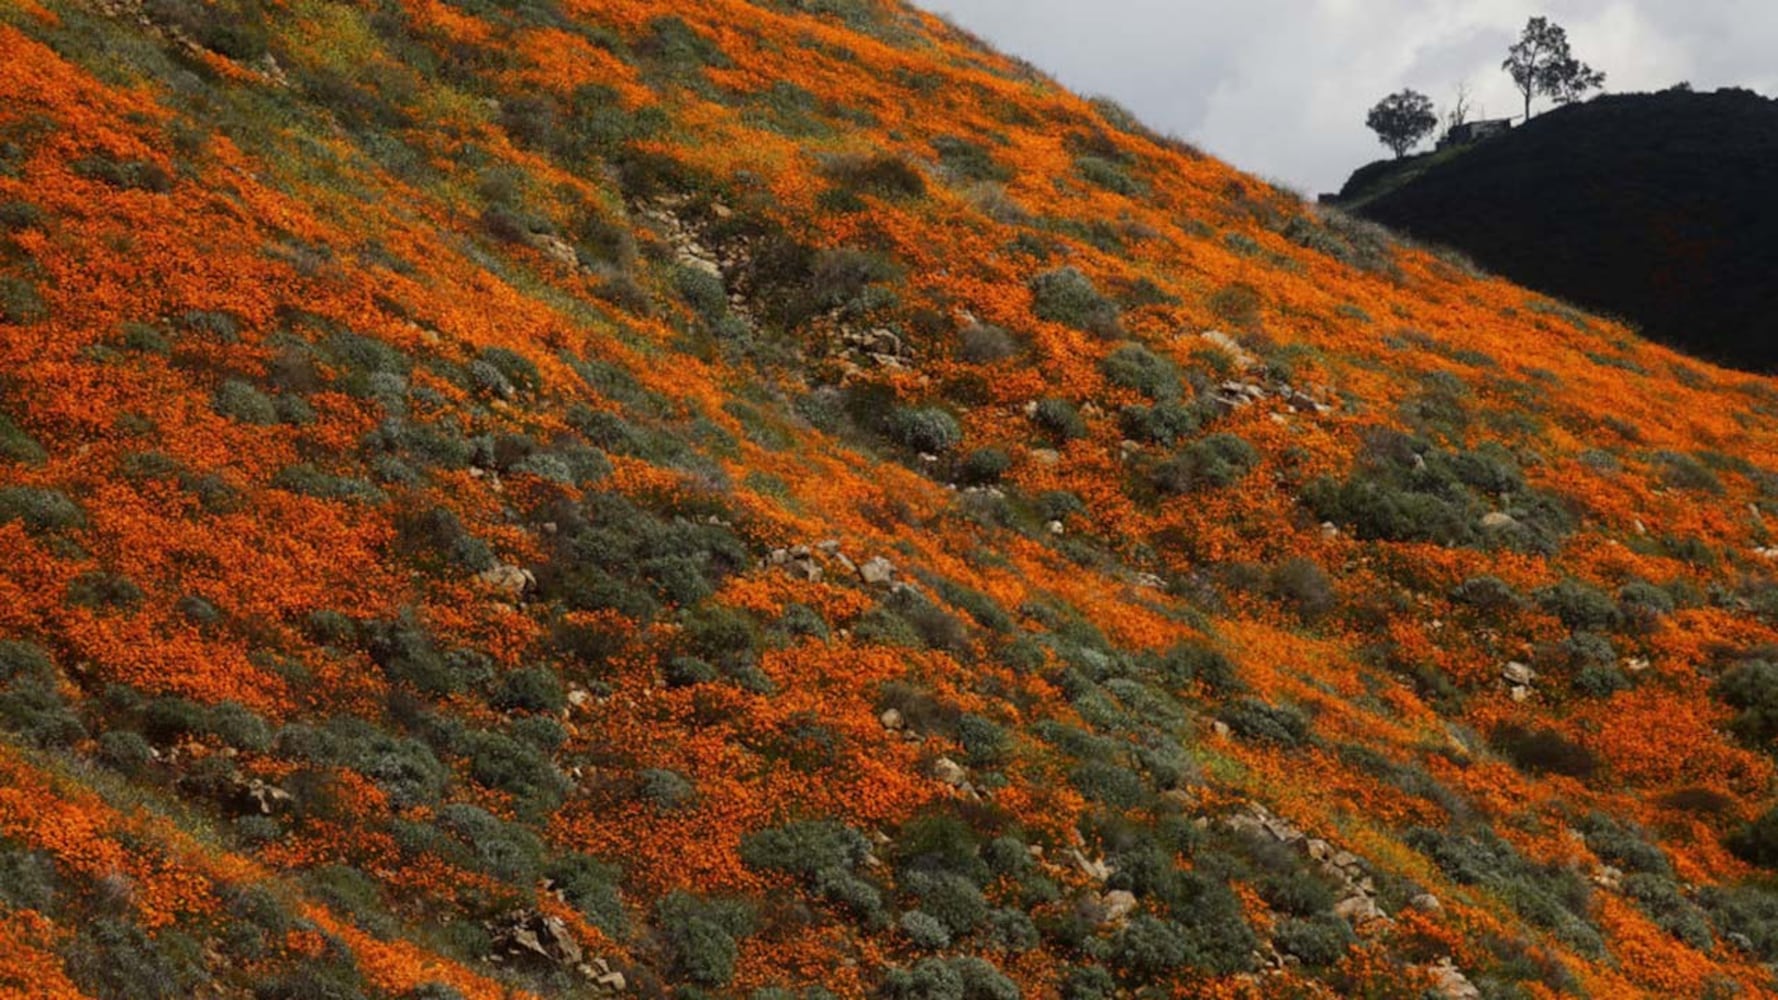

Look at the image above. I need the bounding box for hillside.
[1337,88,1778,370]
[7,1,1778,998]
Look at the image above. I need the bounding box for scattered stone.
[880,708,905,731]
[1066,848,1114,883]
[1046,520,1066,536]
[1479,511,1519,530]
[492,911,583,968]
[478,563,535,598]
[860,556,895,586]
[1623,656,1651,673]
[1591,865,1624,891]
[1029,448,1061,466]
[1426,957,1481,1000]
[1410,893,1442,913]
[1501,661,1535,686]
[931,757,968,787]
[1096,889,1138,926]
[1200,329,1258,369]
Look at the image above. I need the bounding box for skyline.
[915,0,1778,193]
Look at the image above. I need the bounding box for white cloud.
[915,0,1777,192]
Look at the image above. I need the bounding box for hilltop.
[6,1,1778,998]
[1337,87,1778,370]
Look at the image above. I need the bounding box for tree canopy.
[1365,90,1439,158]
[1503,16,1605,120]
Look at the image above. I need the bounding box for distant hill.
[1339,88,1778,370]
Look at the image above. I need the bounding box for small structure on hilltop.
[1438,118,1513,149]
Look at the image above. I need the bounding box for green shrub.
[1031,397,1087,442]
[1028,267,1121,338]
[1728,805,1778,869]
[1536,580,1623,632]
[1217,699,1309,747]
[675,265,729,322]
[0,486,84,532]
[881,957,1017,1000]
[0,412,44,464]
[1101,343,1179,401]
[1273,915,1354,966]
[0,677,83,749]
[900,910,950,949]
[889,407,963,454]
[62,916,207,1000]
[393,506,494,574]
[98,730,154,773]
[67,571,143,610]
[639,768,697,811]
[1265,558,1335,619]
[1119,402,1200,445]
[492,666,565,714]
[932,136,1012,183]
[465,730,565,815]
[545,853,627,936]
[956,447,1011,486]
[1491,723,1597,779]
[958,324,1018,363]
[1075,155,1141,195]
[0,276,47,325]
[1152,433,1257,494]
[213,379,278,425]
[477,347,541,395]
[1716,660,1778,748]
[655,892,752,986]
[435,803,544,884]
[822,152,926,199]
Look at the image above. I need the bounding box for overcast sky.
[914,1,1778,194]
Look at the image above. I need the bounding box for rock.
[231,778,293,816]
[1410,893,1443,913]
[1029,448,1061,466]
[1046,520,1065,536]
[478,563,535,598]
[1479,511,1519,530]
[1200,330,1258,369]
[1427,957,1481,1000]
[1623,656,1651,673]
[1591,865,1624,891]
[859,557,895,586]
[1304,838,1332,862]
[1067,848,1113,882]
[493,911,583,968]
[1133,572,1165,590]
[880,708,905,731]
[1097,889,1138,926]
[531,233,580,268]
[1501,661,1535,686]
[932,757,968,787]
[1509,685,1531,702]
[1211,719,1232,737]
[1319,521,1340,540]
[1333,893,1386,927]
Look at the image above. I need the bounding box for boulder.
[859,556,895,585]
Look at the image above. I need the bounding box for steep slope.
[1338,88,1778,370]
[4,1,1778,998]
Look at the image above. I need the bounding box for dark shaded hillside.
[1340,88,1778,370]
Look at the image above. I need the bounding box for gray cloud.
[915,0,1778,194]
